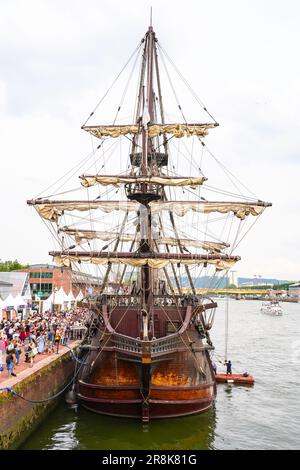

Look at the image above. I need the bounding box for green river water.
[20,300,300,450]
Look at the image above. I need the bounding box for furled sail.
[50,250,240,271]
[150,200,272,220]
[79,175,207,189]
[82,122,218,139]
[27,199,139,222]
[59,228,229,252]
[27,199,271,223]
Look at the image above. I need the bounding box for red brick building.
[18,264,102,300]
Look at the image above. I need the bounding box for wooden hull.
[76,304,217,421]
[79,398,214,419]
[77,350,216,420]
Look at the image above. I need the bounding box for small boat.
[215,373,254,385]
[261,300,283,316]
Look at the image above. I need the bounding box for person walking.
[13,339,22,366]
[47,329,55,354]
[6,352,16,377]
[19,325,26,343]
[37,333,45,354]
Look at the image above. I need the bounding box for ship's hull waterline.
[76,305,216,421]
[77,357,216,420]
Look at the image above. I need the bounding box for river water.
[21,300,300,450]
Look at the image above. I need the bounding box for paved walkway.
[0,341,81,390]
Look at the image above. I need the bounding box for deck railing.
[68,326,87,340]
[110,333,182,355]
[150,335,182,354]
[111,335,142,353]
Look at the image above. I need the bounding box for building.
[288,283,300,298]
[16,264,103,300]
[0,272,31,300]
[229,271,238,287]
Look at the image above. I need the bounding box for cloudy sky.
[0,0,299,280]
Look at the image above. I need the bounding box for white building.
[229,271,238,287]
[0,272,31,300]
[288,283,300,298]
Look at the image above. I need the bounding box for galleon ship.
[28,23,271,421]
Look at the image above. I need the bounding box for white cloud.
[0,0,299,279]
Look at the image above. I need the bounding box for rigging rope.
[82,40,144,127]
[157,41,218,123]
[198,138,258,199]
[225,296,229,362]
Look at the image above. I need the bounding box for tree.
[0,259,29,272]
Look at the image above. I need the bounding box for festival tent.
[67,291,75,302]
[42,292,54,313]
[2,294,17,309]
[53,287,68,305]
[0,297,4,320]
[14,294,26,307]
[63,290,75,308]
[75,290,84,303]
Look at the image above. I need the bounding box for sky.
[0,0,299,280]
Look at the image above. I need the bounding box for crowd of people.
[0,308,89,378]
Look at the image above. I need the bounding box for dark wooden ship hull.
[76,300,217,421]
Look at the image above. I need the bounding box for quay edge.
[0,342,80,449]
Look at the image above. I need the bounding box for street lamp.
[52,287,58,315]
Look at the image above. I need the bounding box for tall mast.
[140,26,156,323]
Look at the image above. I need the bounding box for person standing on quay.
[28,339,37,368]
[6,351,16,377]
[0,336,6,370]
[36,332,45,354]
[54,329,61,354]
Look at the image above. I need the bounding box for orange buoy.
[215,373,255,385]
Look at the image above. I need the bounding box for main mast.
[139,26,155,335]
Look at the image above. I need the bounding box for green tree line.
[0,259,29,272]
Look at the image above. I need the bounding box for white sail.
[30,200,138,222]
[29,199,270,222]
[60,228,228,252]
[79,175,206,189]
[150,201,269,220]
[82,122,217,139]
[54,254,239,271]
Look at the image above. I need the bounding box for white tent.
[64,290,75,308]
[53,287,68,305]
[75,290,84,303]
[42,292,54,313]
[0,298,4,320]
[2,294,17,309]
[14,294,26,307]
[67,291,75,302]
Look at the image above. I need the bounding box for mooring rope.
[0,350,86,404]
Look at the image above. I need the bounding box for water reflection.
[21,302,300,450]
[224,385,233,398]
[21,402,217,450]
